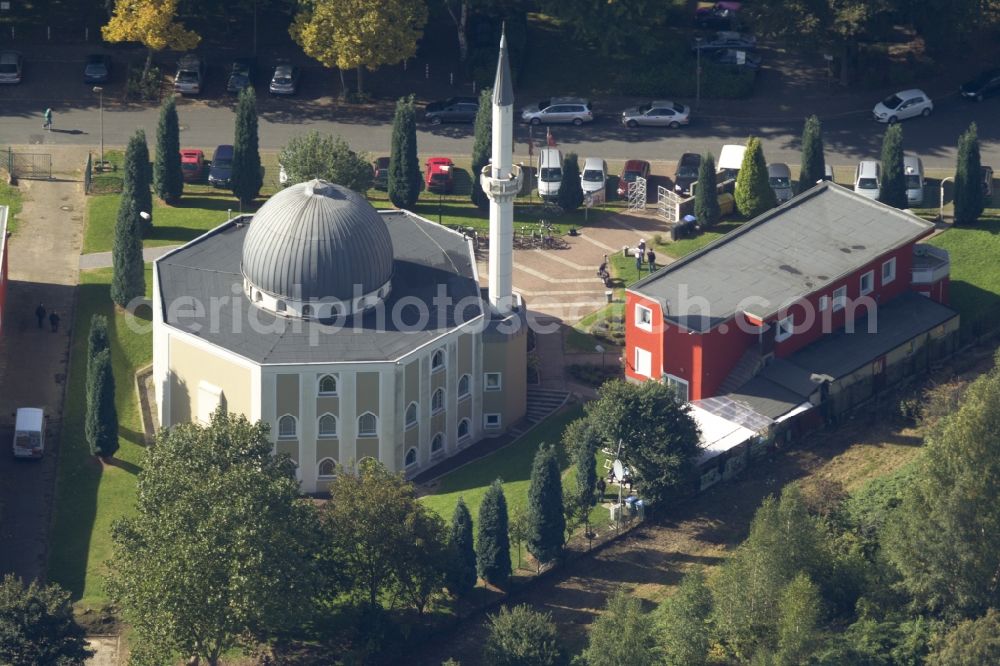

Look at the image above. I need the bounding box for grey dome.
[242,180,394,302]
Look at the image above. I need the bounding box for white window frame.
[859,270,874,296]
[833,286,847,312]
[404,447,418,468]
[775,315,794,342]
[634,346,652,378]
[458,374,471,400]
[431,388,445,414]
[277,414,297,440]
[819,295,829,312]
[431,349,446,372]
[431,432,445,454]
[484,372,502,392]
[317,458,337,478]
[317,413,338,438]
[484,413,501,430]
[635,304,653,332]
[405,401,419,430]
[662,373,689,402]
[458,417,471,440]
[357,412,378,437]
[317,374,338,396]
[882,257,896,285]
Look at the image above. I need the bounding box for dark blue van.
[208,145,234,188]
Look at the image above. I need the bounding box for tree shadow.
[104,456,141,475]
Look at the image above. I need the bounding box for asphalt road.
[1,92,998,171]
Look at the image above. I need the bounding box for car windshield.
[677,166,698,179]
[540,168,562,182]
[858,178,878,189]
[769,176,791,188]
[905,175,922,188]
[182,163,198,171]
[214,158,232,169]
[0,63,18,73]
[882,94,903,109]
[273,76,292,85]
[431,174,449,182]
[582,169,603,182]
[637,104,651,114]
[177,71,199,83]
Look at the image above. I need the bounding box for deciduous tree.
[484,604,564,666]
[153,96,183,203]
[107,411,319,666]
[776,573,823,665]
[557,153,583,211]
[879,123,906,209]
[658,567,712,666]
[694,151,720,226]
[448,498,478,596]
[540,0,664,56]
[580,588,660,666]
[527,444,565,566]
[0,575,94,666]
[231,87,263,207]
[470,87,492,210]
[928,609,1000,665]
[85,348,118,459]
[278,131,373,192]
[954,122,984,226]
[477,479,512,588]
[798,115,826,194]
[734,136,776,218]
[388,96,422,208]
[102,0,199,77]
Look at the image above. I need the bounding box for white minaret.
[481,28,522,315]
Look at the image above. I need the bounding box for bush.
[126,64,161,102]
[484,605,564,666]
[567,364,619,387]
[590,314,625,346]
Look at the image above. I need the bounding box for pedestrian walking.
[647,249,657,273]
[635,248,644,271]
[43,108,52,131]
[49,310,60,332]
[34,303,46,329]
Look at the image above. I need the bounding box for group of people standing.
[633,239,657,274]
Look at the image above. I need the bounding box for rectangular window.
[663,374,689,402]
[634,347,652,377]
[860,270,874,296]
[882,257,896,285]
[833,286,847,311]
[484,372,502,391]
[775,315,794,342]
[635,304,653,331]
[484,413,501,429]
[819,295,829,312]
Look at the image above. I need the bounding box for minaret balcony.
[480,164,524,200]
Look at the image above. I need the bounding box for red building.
[625,182,956,418]
[0,205,8,337]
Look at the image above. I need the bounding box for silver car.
[767,163,793,203]
[0,51,22,84]
[173,54,203,95]
[521,98,593,125]
[580,157,607,196]
[269,62,299,96]
[622,100,690,128]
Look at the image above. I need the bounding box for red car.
[180,149,206,183]
[425,157,455,194]
[617,159,651,198]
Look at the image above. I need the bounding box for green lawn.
[928,210,1000,327]
[0,179,23,234]
[48,267,153,607]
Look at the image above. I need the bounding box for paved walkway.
[79,244,181,270]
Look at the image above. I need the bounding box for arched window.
[302,304,314,317]
[318,374,338,396]
[318,414,338,438]
[458,418,471,440]
[277,414,297,439]
[431,433,444,453]
[458,374,471,399]
[358,412,377,437]
[431,349,445,371]
[405,402,418,429]
[405,447,418,467]
[431,388,444,414]
[275,300,287,312]
[317,458,336,478]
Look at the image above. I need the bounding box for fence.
[7,149,51,180]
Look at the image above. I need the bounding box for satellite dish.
[612,459,625,482]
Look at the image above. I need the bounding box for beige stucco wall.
[356,372,379,415]
[316,438,338,461]
[168,336,253,424]
[276,440,299,464]
[357,438,379,461]
[482,328,527,428]
[276,374,299,417]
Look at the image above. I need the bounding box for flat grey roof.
[156,210,484,364]
[630,182,935,332]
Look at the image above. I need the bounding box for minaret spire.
[481,25,522,315]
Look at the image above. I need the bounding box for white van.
[537,148,563,202]
[903,155,924,206]
[717,144,747,182]
[12,407,44,459]
[854,160,881,201]
[580,157,607,196]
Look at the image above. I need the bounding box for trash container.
[605,290,613,303]
[718,192,735,216]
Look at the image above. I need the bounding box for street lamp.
[92,86,104,169]
[695,38,703,111]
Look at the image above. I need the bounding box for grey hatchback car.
[269,61,299,96]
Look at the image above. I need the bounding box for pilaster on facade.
[339,371,357,466]
[378,366,395,472]
[299,372,315,489]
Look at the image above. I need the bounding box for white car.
[580,157,607,196]
[854,160,881,200]
[521,98,593,125]
[872,89,933,123]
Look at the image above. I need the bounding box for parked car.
[768,163,793,203]
[12,407,44,459]
[372,157,390,190]
[580,157,607,196]
[537,148,563,201]
[180,149,206,183]
[695,2,740,29]
[174,54,204,95]
[718,144,746,182]
[823,164,835,182]
[961,68,1000,102]
[854,160,881,200]
[226,58,254,94]
[208,145,234,188]
[617,159,651,198]
[713,48,761,69]
[425,157,455,194]
[521,98,593,125]
[673,153,701,196]
[269,61,299,96]
[621,100,691,128]
[83,54,111,84]
[425,96,479,124]
[872,89,933,123]
[903,155,924,206]
[693,31,756,51]
[0,50,23,84]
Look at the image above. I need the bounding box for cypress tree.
[86,348,118,459]
[694,152,720,227]
[470,87,492,210]
[527,444,566,566]
[88,314,110,360]
[476,478,512,588]
[388,95,422,208]
[879,123,906,209]
[132,129,153,234]
[572,425,598,509]
[448,497,477,596]
[797,115,826,194]
[111,132,147,308]
[231,87,263,207]
[558,153,584,211]
[954,122,984,226]
[734,136,777,218]
[153,96,183,203]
